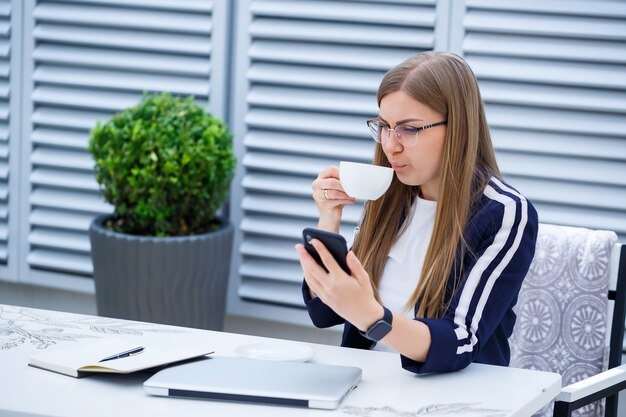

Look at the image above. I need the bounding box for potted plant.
[88,92,236,330]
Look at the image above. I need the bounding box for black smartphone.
[302,228,350,274]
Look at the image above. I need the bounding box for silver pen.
[99,346,144,363]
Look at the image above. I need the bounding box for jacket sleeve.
[302,279,345,328]
[401,197,538,374]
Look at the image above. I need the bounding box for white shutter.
[0,0,11,268]
[455,0,626,240]
[20,0,229,287]
[229,0,443,320]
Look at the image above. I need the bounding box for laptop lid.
[143,356,362,410]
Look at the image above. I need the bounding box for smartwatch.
[361,306,393,341]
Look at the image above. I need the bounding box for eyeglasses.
[366,119,447,148]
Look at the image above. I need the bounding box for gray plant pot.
[89,215,233,330]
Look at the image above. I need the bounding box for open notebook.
[28,338,212,378]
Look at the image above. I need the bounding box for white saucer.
[234,342,314,362]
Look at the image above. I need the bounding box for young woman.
[294,51,538,374]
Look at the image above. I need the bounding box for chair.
[509,224,626,417]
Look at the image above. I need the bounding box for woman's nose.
[381,130,403,153]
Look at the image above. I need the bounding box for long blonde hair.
[351,52,500,319]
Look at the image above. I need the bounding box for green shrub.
[88,93,236,236]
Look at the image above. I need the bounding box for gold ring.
[323,189,330,200]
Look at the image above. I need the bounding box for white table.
[0,304,561,417]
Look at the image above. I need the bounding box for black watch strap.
[361,306,393,342]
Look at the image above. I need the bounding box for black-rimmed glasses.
[366,120,447,148]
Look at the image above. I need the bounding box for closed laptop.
[143,356,362,410]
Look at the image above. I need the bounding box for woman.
[294,51,538,374]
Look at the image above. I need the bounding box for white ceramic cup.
[339,161,393,201]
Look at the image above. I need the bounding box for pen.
[99,346,145,363]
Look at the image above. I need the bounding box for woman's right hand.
[311,166,356,232]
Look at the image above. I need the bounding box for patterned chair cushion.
[509,223,618,417]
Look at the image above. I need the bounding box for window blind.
[457,0,626,240]
[0,0,11,266]
[230,0,442,319]
[20,0,227,288]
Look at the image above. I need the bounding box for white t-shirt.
[372,195,437,353]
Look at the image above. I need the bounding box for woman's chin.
[396,175,422,187]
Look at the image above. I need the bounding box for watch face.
[367,320,392,341]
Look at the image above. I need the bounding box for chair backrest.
[509,223,622,417]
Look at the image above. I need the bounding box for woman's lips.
[391,164,407,171]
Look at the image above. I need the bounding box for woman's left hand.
[295,239,383,332]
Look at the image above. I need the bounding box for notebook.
[28,338,213,378]
[143,356,362,410]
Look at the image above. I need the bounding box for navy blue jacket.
[302,177,538,374]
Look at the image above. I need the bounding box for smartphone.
[302,228,350,274]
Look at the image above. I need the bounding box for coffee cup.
[339,161,393,201]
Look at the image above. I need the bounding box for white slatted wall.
[20,0,228,287]
[230,0,443,315]
[2,0,621,321]
[456,0,626,240]
[0,0,10,265]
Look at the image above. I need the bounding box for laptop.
[143,356,362,410]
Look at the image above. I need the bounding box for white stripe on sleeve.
[453,183,517,350]
[456,181,527,354]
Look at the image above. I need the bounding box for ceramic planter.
[89,215,233,330]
